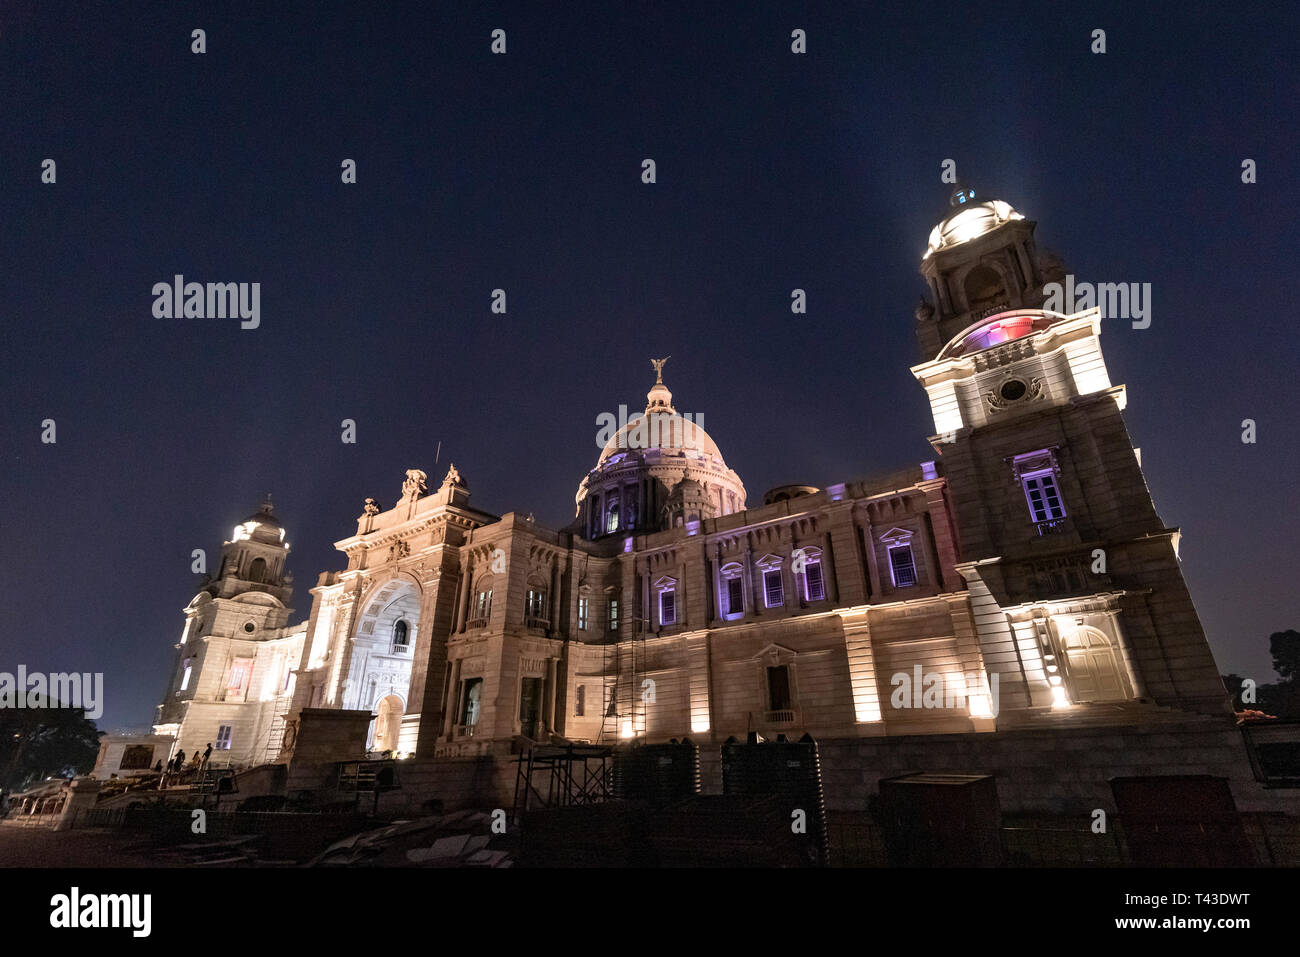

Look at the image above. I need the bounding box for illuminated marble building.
[138,190,1241,808]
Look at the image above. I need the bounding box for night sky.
[2,1,1296,730]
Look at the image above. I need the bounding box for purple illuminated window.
[660,589,676,626]
[764,570,784,607]
[888,545,917,588]
[804,560,825,601]
[727,576,744,614]
[1022,471,1065,522]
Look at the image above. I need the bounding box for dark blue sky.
[2,1,1296,729]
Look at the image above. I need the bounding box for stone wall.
[353,718,1300,821]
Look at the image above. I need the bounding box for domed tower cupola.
[916,186,1057,361]
[574,358,747,538]
[209,496,293,602]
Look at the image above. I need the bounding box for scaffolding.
[261,691,294,764]
[511,743,613,815]
[600,616,648,744]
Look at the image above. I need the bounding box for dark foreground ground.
[0,827,192,868]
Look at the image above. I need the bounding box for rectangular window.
[1022,471,1066,522]
[575,684,586,717]
[608,598,619,632]
[461,677,483,726]
[804,561,825,601]
[180,658,193,691]
[726,577,744,615]
[227,658,252,695]
[767,666,792,711]
[660,589,676,626]
[525,589,547,621]
[216,725,232,750]
[764,569,784,608]
[476,589,493,619]
[578,597,589,630]
[889,544,917,588]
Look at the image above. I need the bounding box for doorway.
[519,677,542,739]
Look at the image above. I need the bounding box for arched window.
[720,562,746,618]
[248,557,267,583]
[392,619,409,649]
[606,503,619,533]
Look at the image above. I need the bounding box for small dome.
[924,187,1024,259]
[243,502,281,528]
[763,484,820,505]
[670,477,704,497]
[233,501,286,545]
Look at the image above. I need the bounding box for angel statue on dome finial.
[651,356,670,384]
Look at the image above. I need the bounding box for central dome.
[575,361,747,538]
[595,381,728,468]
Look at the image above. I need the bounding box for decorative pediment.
[878,527,915,544]
[1008,447,1061,483]
[755,553,784,568]
[755,642,798,662]
[231,591,282,607]
[653,575,677,590]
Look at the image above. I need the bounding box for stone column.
[442,657,462,737]
[745,543,761,616]
[917,519,942,591]
[1104,608,1147,699]
[843,617,883,723]
[550,559,561,637]
[455,558,473,632]
[863,524,883,597]
[823,531,839,604]
[543,657,558,732]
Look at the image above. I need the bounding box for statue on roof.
[401,469,427,501]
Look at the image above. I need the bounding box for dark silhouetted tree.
[0,696,101,793]
[1269,630,1300,682]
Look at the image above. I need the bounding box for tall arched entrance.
[343,576,421,753]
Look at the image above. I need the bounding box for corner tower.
[154,500,301,758]
[910,192,1227,720]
